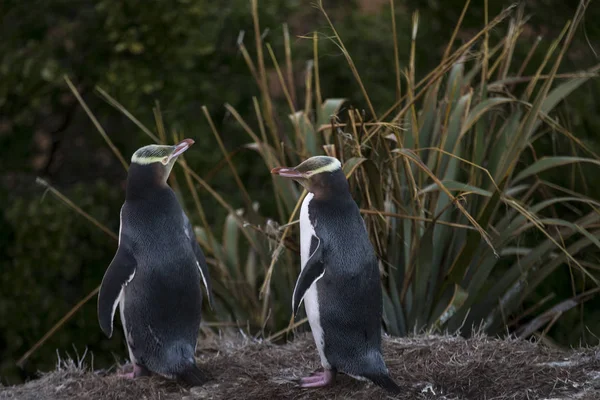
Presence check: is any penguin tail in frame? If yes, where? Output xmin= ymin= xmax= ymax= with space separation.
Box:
xmin=362 ymin=372 xmax=401 ymax=395
xmin=177 ymin=363 xmax=209 ymax=387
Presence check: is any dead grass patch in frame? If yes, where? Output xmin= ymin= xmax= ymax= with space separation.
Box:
xmin=3 ymin=333 xmax=600 ymax=400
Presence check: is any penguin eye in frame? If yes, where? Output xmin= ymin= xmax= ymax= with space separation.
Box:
xmin=161 ymin=156 xmax=169 ymax=165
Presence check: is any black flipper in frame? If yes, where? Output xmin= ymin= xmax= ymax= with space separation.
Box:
xmin=292 ymin=235 xmax=325 ymax=319
xmin=183 ymin=213 xmax=215 ymax=309
xmin=177 ymin=363 xmax=210 ymax=387
xmin=97 ymin=245 xmax=136 ymax=338
xmin=362 ymin=372 xmax=402 ymax=395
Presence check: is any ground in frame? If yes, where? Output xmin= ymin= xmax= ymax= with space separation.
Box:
xmin=2 ymin=332 xmax=600 ymax=400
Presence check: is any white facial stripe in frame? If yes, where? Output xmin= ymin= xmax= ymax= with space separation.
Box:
xmin=131 ymin=155 xmax=167 ymax=165
xmin=306 ymin=158 xmax=342 ymax=176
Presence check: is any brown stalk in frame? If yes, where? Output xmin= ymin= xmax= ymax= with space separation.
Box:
xmin=18 ymin=180 xmax=119 ymax=367
xmin=390 ymin=0 xmax=402 ymax=103
xmin=202 ymin=106 xmax=254 ymax=210
xmin=283 ymin=23 xmax=297 ymax=108
xmin=65 ymin=76 xmax=128 ymax=170
xmin=313 ymin=32 xmax=323 ymax=118
xmin=251 ymin=0 xmax=278 ymax=149
xmin=317 ymin=0 xmax=377 ymax=120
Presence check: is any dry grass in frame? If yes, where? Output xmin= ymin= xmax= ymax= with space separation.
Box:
xmin=3 ymin=333 xmax=600 ymax=400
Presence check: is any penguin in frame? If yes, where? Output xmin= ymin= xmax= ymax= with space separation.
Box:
xmin=271 ymin=156 xmax=401 ymax=394
xmin=97 ymin=138 xmax=215 ymax=386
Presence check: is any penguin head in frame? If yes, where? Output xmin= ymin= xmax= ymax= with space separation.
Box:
xmin=271 ymin=156 xmax=348 ymax=198
xmin=127 ymin=139 xmax=194 ymax=188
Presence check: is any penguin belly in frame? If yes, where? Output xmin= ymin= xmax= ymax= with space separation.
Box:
xmin=300 ymin=193 xmax=330 ymax=370
xmin=304 ymin=285 xmax=330 ymax=369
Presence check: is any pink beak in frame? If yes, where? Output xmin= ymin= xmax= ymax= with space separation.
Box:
xmin=271 ymin=166 xmax=305 ymax=179
xmin=170 ymin=138 xmax=195 ymax=160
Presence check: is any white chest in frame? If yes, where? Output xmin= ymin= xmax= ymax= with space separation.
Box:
xmin=298 ymin=193 xmax=329 ymax=368
xmin=299 ymin=193 xmax=316 ymax=269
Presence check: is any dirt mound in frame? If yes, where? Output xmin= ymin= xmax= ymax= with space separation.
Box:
xmin=2 ymin=333 xmax=600 ymax=400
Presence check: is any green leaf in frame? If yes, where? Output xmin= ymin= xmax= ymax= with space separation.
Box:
xmin=429 ymin=93 xmax=471 ymax=314
xmin=445 ymin=61 xmax=464 ymax=110
xmin=222 ymin=211 xmax=241 ymax=275
xmin=485 ymin=228 xmax=600 ymax=333
xmin=317 ymin=99 xmax=347 ymax=143
xmin=537 ymin=218 xmax=600 ymax=251
xmin=420 ymin=180 xmax=492 ymax=197
xmin=513 ymin=156 xmax=600 ymax=183
xmin=362 ymin=160 xmax=384 ymax=211
xmin=433 ymin=284 xmax=468 ymax=327
xmin=403 ymin=108 xmax=415 ymax=148
xmin=317 ymin=98 xmax=347 ymax=126
xmin=342 ymin=157 xmax=367 ymax=179
xmin=290 ymin=111 xmax=318 ymax=155
xmin=464 ymin=199 xmax=600 ymax=320
xmin=460 ymin=97 xmax=514 ymax=138
xmin=445 ymin=178 xmax=506 ymax=289
xmin=382 ymin=289 xmax=401 ymax=336
xmin=525 ymin=228 xmax=600 ymax=296
xmin=245 ymin=247 xmax=258 ymax=291
xmin=488 ymin=110 xmax=522 ymax=183
xmin=418 ymin=82 xmax=440 ymax=166
xmin=471 ymin=211 xmax=600 ymax=331
xmin=531 ymin=76 xmax=592 ymax=133
xmin=440 ymin=93 xmax=471 ymax=170
xmin=387 ymin=271 xmax=406 ymax=336
xmin=410 ymin=224 xmax=435 ymax=327
xmin=542 ymin=77 xmax=592 ymax=115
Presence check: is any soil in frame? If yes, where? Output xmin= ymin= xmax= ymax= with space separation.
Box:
xmin=2 ymin=332 xmax=600 ymax=400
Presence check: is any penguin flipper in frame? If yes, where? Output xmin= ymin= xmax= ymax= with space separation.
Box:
xmin=184 ymin=215 xmax=215 ymax=309
xmin=97 ymin=245 xmax=137 ymax=338
xmin=292 ymin=236 xmax=325 ymax=318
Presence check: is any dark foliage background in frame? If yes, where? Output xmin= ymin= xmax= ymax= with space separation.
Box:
xmin=1 ymin=0 xmax=599 ymax=385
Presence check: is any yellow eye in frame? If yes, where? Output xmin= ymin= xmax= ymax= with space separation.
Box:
xmin=161 ymin=157 xmax=169 ymax=165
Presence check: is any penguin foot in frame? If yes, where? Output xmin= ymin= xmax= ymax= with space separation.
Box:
xmin=299 ymin=369 xmax=336 ymax=388
xmin=120 ymin=371 xmax=136 ymax=379
xmin=119 ymin=363 xmax=150 ymax=379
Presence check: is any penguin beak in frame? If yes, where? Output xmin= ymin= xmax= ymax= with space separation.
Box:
xmin=169 ymin=138 xmax=195 ymax=162
xmin=270 ymin=166 xmax=306 ymax=179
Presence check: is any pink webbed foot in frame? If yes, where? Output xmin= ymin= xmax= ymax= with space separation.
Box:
xmin=119 ymin=363 xmax=150 ymax=379
xmin=299 ymin=369 xmax=336 ymax=388
xmin=119 ymin=370 xmax=136 ymax=379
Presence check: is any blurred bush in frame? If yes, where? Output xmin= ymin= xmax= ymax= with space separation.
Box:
xmin=0 ymin=182 xmax=123 ymax=383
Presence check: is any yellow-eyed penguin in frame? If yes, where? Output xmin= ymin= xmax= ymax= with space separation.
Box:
xmin=271 ymin=156 xmax=400 ymax=394
xmin=97 ymin=139 xmax=214 ymax=386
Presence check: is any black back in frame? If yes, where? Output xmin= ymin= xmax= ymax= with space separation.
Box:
xmin=309 ymin=182 xmax=386 ymax=377
xmin=120 ymin=170 xmax=203 ymax=376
